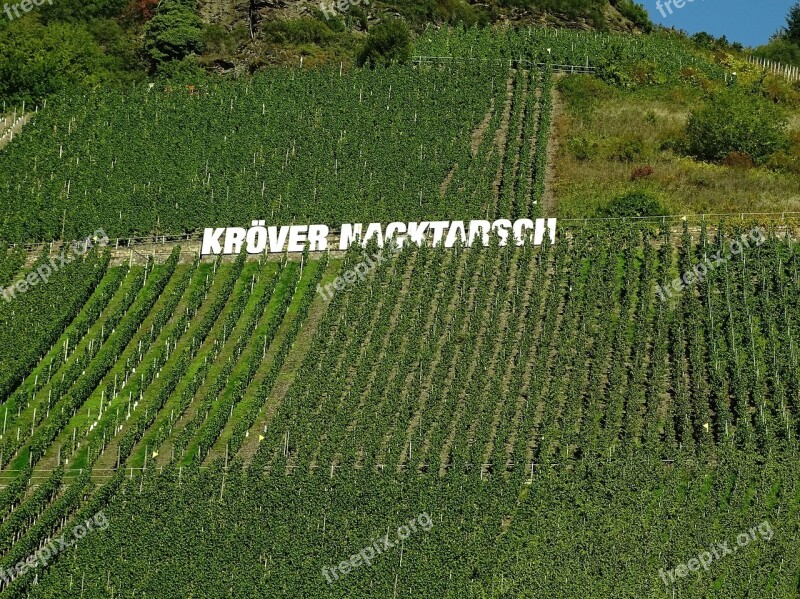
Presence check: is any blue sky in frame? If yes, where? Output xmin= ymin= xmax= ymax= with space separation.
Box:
xmin=643 ymin=0 xmax=795 ymax=48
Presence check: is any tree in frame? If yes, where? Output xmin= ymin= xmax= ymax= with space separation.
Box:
xmin=685 ymin=87 xmax=790 ymax=165
xmin=144 ymin=0 xmax=205 ymax=66
xmin=356 ymin=19 xmax=411 ymax=68
xmin=0 ymin=19 xmax=112 ymax=104
xmin=788 ymin=2 xmax=800 ymax=45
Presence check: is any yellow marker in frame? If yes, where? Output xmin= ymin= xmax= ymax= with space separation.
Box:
xmin=152 ymin=450 xmax=158 ymax=458
xmin=258 ymin=435 xmax=265 ymax=442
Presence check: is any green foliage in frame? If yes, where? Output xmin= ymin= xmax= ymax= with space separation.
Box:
xmin=433 ymin=0 xmax=487 ymax=27
xmin=685 ymin=87 xmax=791 ymax=165
xmin=611 ymin=135 xmax=645 ymax=162
xmin=0 ymin=247 xmax=109 ymax=403
xmin=37 ymin=0 xmax=128 ymax=23
xmin=203 ymin=23 xmax=248 ymax=57
xmin=0 ymin=63 xmax=499 ymax=243
xmin=3 ymin=224 xmax=800 ymax=597
xmin=87 ymin=18 xmax=148 ymax=73
xmin=765 ymin=149 xmax=800 ymax=175
xmin=0 ymin=19 xmax=115 ymax=104
xmin=610 ymin=0 xmax=652 ymax=32
xmin=348 ymin=4 xmax=369 ymax=29
xmin=788 ymin=1 xmax=800 ymax=45
xmin=498 ymin=0 xmax=604 ymax=18
xmin=262 ymin=17 xmax=337 ymax=46
xmin=416 ymin=27 xmax=726 ymax=86
xmin=356 ymin=19 xmax=411 ymax=67
xmin=754 ymin=35 xmax=800 ymax=68
xmin=557 ymin=74 xmax=616 ymax=114
xmin=568 ymin=135 xmax=598 ymax=161
xmin=154 ymin=54 xmax=207 ymax=79
xmin=598 ymin=190 xmax=666 ymax=217
xmin=144 ymin=0 xmax=205 ymax=66
xmin=690 ymin=31 xmax=744 ymax=53
xmin=384 ymin=0 xmax=489 ymax=27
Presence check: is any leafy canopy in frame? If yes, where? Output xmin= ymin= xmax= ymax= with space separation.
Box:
xmin=686 ymin=87 xmax=791 ymax=165
xmin=356 ymin=19 xmax=411 ymax=67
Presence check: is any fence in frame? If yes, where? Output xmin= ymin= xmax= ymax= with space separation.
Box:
xmin=412 ymin=55 xmax=596 ymax=74
xmin=747 ymin=56 xmax=800 ymax=83
xmin=8 ymin=211 xmax=800 ymax=258
xmin=557 ymin=211 xmax=800 ymax=225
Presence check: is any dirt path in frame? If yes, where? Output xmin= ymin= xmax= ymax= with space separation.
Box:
xmin=491 ymin=75 xmax=517 ymax=203
xmin=236 ymin=258 xmax=339 ymax=464
xmin=541 ymin=75 xmax=564 ymax=216
xmin=471 ymin=98 xmax=496 ymax=157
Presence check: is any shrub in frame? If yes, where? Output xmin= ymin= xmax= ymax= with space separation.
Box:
xmin=348 ymin=5 xmax=369 ymax=30
xmin=630 ymin=165 xmax=654 ymax=180
xmin=611 ymin=136 xmax=645 ymax=162
xmin=568 ymin=136 xmax=598 ymax=161
xmin=611 ymin=0 xmax=653 ymax=32
xmin=0 ymin=20 xmax=113 ymax=104
xmin=356 ymin=19 xmax=411 ymax=67
xmin=685 ymin=88 xmax=791 ymax=165
xmin=262 ymin=18 xmax=336 ymax=46
xmin=155 ymin=54 xmax=206 ymax=79
xmin=765 ymin=150 xmax=800 ymax=175
xmin=720 ymin=152 xmax=755 ymax=169
xmin=144 ymin=0 xmax=204 ymax=65
xmin=762 ymin=77 xmax=800 ymax=108
xmin=435 ymin=0 xmax=487 ymax=27
xmin=598 ymin=190 xmax=666 ymax=218
xmin=788 ymin=1 xmax=800 ymax=45
xmin=557 ymin=75 xmax=615 ymax=114
xmin=629 ymin=60 xmax=667 ymax=85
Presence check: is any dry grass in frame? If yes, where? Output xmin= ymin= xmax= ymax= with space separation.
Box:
xmin=551 ymin=79 xmax=800 ymax=218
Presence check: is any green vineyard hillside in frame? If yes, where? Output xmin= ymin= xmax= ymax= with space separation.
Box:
xmin=1 ymin=24 xmax=800 ymax=599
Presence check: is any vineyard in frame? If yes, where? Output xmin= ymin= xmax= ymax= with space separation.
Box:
xmin=414 ymin=26 xmax=727 ymax=83
xmin=0 ymin=25 xmax=735 ymax=245
xmin=1 ymin=23 xmax=799 ymax=599
xmin=0 ymin=219 xmax=798 ymax=596
xmin=0 ymin=62 xmax=550 ymax=244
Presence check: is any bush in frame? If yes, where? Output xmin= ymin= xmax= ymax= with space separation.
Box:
xmin=154 ymin=54 xmax=206 ymax=79
xmin=720 ymin=152 xmax=755 ymax=169
xmin=628 ymin=59 xmax=667 ymax=85
xmin=435 ymin=0 xmax=488 ymax=27
xmin=568 ymin=136 xmax=598 ymax=161
xmin=630 ymin=165 xmax=654 ymax=180
xmin=262 ymin=18 xmax=336 ymax=46
xmin=0 ymin=20 xmax=114 ymax=104
xmin=754 ymin=36 xmax=800 ymax=69
xmin=598 ymin=191 xmax=666 ymax=218
xmin=144 ymin=0 xmax=204 ymax=65
xmin=610 ymin=0 xmax=652 ymax=32
xmin=685 ymin=88 xmax=791 ymax=165
xmin=611 ymin=136 xmax=645 ymax=162
xmin=765 ymin=150 xmax=800 ymax=175
xmin=788 ymin=1 xmax=800 ymax=45
xmin=348 ymin=5 xmax=369 ymax=30
xmin=557 ymin=75 xmax=615 ymax=114
xmin=356 ymin=19 xmax=411 ymax=67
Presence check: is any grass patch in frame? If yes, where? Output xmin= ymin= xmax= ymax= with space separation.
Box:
xmin=552 ymin=76 xmax=800 ymax=217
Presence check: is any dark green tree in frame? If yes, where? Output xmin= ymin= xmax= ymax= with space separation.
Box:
xmin=0 ymin=19 xmax=112 ymax=104
xmin=144 ymin=0 xmax=205 ymax=66
xmin=356 ymin=19 xmax=411 ymax=68
xmin=788 ymin=1 xmax=800 ymax=45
